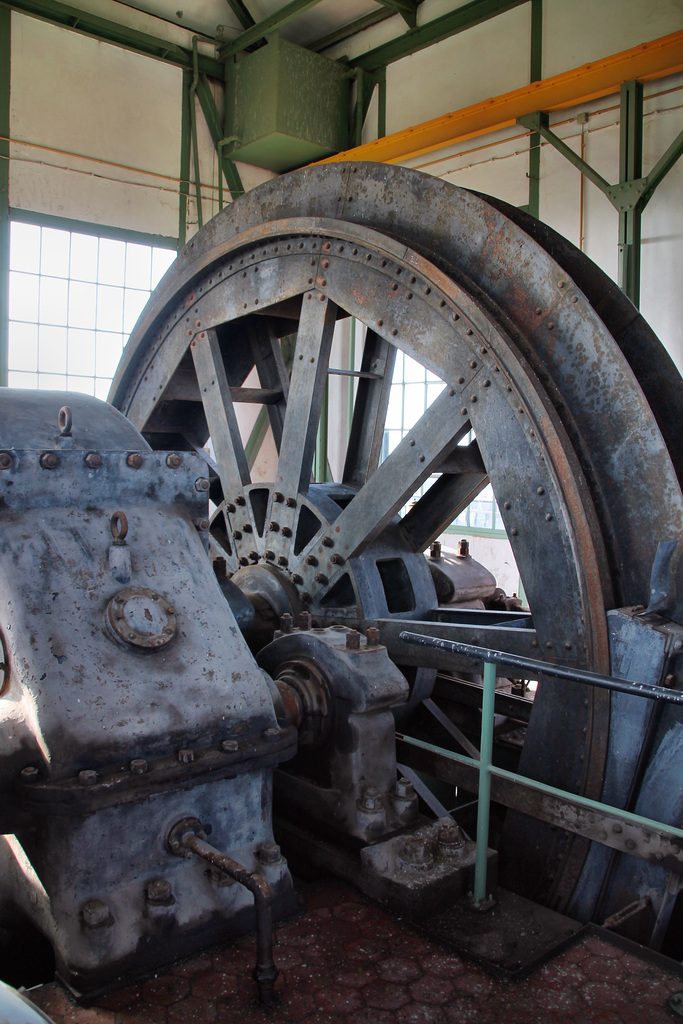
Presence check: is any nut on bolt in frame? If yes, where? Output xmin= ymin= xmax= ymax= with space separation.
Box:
xmin=166 ymin=453 xmax=182 ymax=469
xmin=20 ymin=766 xmax=39 ymax=784
xmin=146 ymin=878 xmax=174 ymax=906
xmin=359 ymin=786 xmax=383 ymax=812
xmin=258 ymin=843 xmax=282 ymax=865
xmin=0 ymin=452 xmax=12 ymax=470
xmin=82 ymin=899 xmax=111 ymax=928
xmin=395 ymin=776 xmax=414 ymax=799
xmin=78 ymin=769 xmax=98 ymax=786
xmin=366 ymin=627 xmax=380 ymax=648
xmin=40 ymin=451 xmax=59 ymax=470
xmin=84 ymin=451 xmax=102 ymax=469
xmin=221 ymin=739 xmax=239 ymax=753
xmin=177 ymin=748 xmax=194 ymax=764
xmin=127 ymin=452 xmax=143 ymax=469
xmin=346 ymin=629 xmax=361 ymax=651
xmin=130 ymin=758 xmax=148 ymax=775
xmin=195 ymin=477 xmax=210 ymax=492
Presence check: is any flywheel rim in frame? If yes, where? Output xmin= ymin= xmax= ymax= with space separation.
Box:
xmin=109 ymin=163 xmax=683 ymax=917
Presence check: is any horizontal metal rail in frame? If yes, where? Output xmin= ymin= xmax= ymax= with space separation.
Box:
xmin=399 ymin=630 xmax=683 ymax=704
xmin=399 ymin=630 xmax=683 ymax=904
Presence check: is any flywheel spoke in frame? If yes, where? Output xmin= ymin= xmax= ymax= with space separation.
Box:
xmin=191 ymin=327 xmax=250 ymax=500
xmin=275 ymin=294 xmax=337 ymax=498
xmin=331 ymin=386 xmax=464 ymax=559
xmin=342 ymin=329 xmax=396 ymax=488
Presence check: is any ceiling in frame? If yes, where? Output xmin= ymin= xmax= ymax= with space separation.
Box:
xmin=107 ymin=0 xmax=409 ymax=49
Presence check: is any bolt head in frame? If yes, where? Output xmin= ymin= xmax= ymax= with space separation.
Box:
xmin=0 ymin=452 xmax=12 ymax=469
xmin=40 ymin=452 xmax=58 ymax=469
xmin=78 ymin=769 xmax=98 ymax=786
xmin=395 ymin=776 xmax=414 ymax=799
xmin=177 ymin=748 xmax=194 ymax=764
xmin=221 ymin=739 xmax=239 ymax=753
xmin=263 ymin=726 xmax=280 ymax=741
xmin=82 ymin=899 xmax=110 ymax=928
xmin=360 ymin=786 xmax=383 ymax=811
xmin=166 ymin=453 xmax=182 ymax=468
xmin=195 ymin=477 xmax=210 ymax=492
xmin=346 ymin=630 xmax=361 ymax=650
xmin=20 ymin=766 xmax=39 ymax=784
xmin=127 ymin=453 xmax=143 ymax=469
xmin=259 ymin=842 xmax=282 ymax=865
xmin=130 ymin=758 xmax=148 ymax=775
xmin=146 ymin=878 xmax=173 ymax=905
xmin=85 ymin=452 xmax=102 ymax=469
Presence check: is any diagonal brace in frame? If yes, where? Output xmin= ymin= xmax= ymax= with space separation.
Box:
xmin=371 ymin=0 xmax=422 ymax=28
xmin=196 ymin=75 xmax=244 ymax=199
xmin=518 ymin=110 xmax=683 ymax=215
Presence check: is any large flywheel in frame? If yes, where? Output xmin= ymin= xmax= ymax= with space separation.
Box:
xmin=110 ymin=163 xmax=683 ymax=924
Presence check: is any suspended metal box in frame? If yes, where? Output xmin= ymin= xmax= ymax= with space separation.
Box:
xmin=226 ymin=37 xmax=349 ymax=172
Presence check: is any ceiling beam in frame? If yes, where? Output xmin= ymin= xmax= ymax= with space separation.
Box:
xmin=310 ymin=9 xmax=394 ymax=52
xmin=351 ymin=0 xmax=529 ymax=72
xmin=1 ymin=0 xmax=224 ymax=77
xmin=218 ymin=0 xmax=327 ymax=59
xmin=371 ymin=0 xmax=421 ymax=29
xmin=317 ymin=30 xmax=683 ymax=165
xmin=223 ymin=0 xmax=255 ymax=31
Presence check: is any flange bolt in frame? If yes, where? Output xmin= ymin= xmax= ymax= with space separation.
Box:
xmin=280 ymin=613 xmax=293 ymax=633
xmin=82 ymin=899 xmax=111 ymax=928
xmin=130 ymin=759 xmax=148 ymax=775
xmin=166 ymin=453 xmax=181 ymax=468
xmin=78 ymin=769 xmax=98 ymax=786
xmin=458 ymin=538 xmax=470 ymax=557
xmin=40 ymin=452 xmax=59 ymax=470
xmin=221 ymin=739 xmax=239 ymax=753
xmin=395 ymin=777 xmax=414 ymax=799
xmin=195 ymin=477 xmax=210 ymax=492
xmin=258 ymin=843 xmax=282 ymax=865
xmin=430 ymin=541 xmax=441 ymax=559
xmin=360 ymin=786 xmax=383 ymax=812
xmin=366 ymin=627 xmax=380 ymax=648
xmin=437 ymin=820 xmax=466 ymax=854
xmin=346 ymin=630 xmax=361 ymax=651
xmin=146 ymin=878 xmax=174 ymax=906
xmin=84 ymin=452 xmax=102 ymax=469
xmin=20 ymin=766 xmax=39 ymax=784
xmin=299 ymin=611 xmax=312 ymax=630
xmin=127 ymin=452 xmax=143 ymax=469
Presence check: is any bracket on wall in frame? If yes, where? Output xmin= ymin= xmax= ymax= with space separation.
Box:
xmin=518 ymin=87 xmax=683 ymax=306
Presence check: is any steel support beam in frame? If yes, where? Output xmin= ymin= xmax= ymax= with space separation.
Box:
xmin=218 ymin=0 xmax=326 ymax=59
xmin=318 ymin=31 xmax=683 ymax=165
xmin=178 ymin=69 xmax=191 ymax=250
xmin=1 ymin=0 xmax=224 ymax=77
xmin=525 ymin=0 xmax=542 ymax=219
xmin=0 ymin=5 xmax=9 ymax=388
xmin=371 ymin=0 xmax=421 ymax=29
xmin=618 ymin=80 xmax=643 ymax=305
xmin=310 ymin=9 xmax=394 ymax=53
xmin=224 ymin=0 xmax=255 ymax=31
xmin=195 ymin=74 xmax=244 ymax=200
xmin=519 ymin=81 xmax=683 ymax=307
xmin=352 ymin=0 xmax=528 ymax=72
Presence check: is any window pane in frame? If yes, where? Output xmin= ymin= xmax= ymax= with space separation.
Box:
xmin=8 ymin=321 xmax=39 ymax=372
xmin=10 ymin=222 xmax=41 ymax=273
xmin=402 ymin=383 xmax=425 ymax=429
xmin=151 ymin=247 xmax=175 ymax=288
xmin=94 ymin=377 xmax=112 ymax=400
xmin=9 ymin=272 xmax=39 ymax=321
xmin=40 ymin=228 xmax=70 ymax=278
xmin=38 ymin=326 xmax=68 ymax=374
xmin=125 ymin=243 xmax=152 ymax=290
xmin=123 ymin=289 xmax=149 ymax=334
xmin=385 ymin=385 xmax=404 ymax=430
xmin=67 ymin=329 xmax=96 ymax=376
xmin=98 ymin=238 xmax=126 ymax=286
xmin=67 ymin=376 xmax=96 ymax=396
xmin=96 ymin=285 xmax=124 ymax=332
xmin=70 ymin=233 xmax=99 ymax=283
xmin=95 ymin=332 xmax=124 ymax=379
xmin=8 ymin=370 xmax=39 ymax=389
xmin=38 ymin=372 xmax=67 ymax=390
xmin=39 ymin=276 xmax=69 ymax=326
xmin=68 ymin=281 xmax=97 ymax=329
xmin=403 ymin=354 xmax=425 ymax=384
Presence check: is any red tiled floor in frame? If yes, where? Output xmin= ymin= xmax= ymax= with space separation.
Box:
xmin=27 ymin=878 xmax=683 ymax=1024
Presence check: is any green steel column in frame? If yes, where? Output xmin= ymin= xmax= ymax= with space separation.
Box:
xmin=0 ymin=7 xmax=10 ymax=386
xmin=527 ymin=0 xmax=542 ymax=219
xmin=473 ymin=660 xmax=496 ymax=903
xmin=618 ymin=80 xmax=644 ymax=306
xmin=178 ymin=69 xmax=192 ymax=251
xmin=377 ymin=67 xmax=386 ymax=139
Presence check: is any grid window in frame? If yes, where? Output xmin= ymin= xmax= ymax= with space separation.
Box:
xmin=382 ymin=351 xmax=503 ymax=534
xmin=8 ymin=222 xmax=175 ymax=399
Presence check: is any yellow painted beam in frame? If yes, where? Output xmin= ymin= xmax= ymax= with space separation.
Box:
xmin=317 ymin=30 xmax=683 ymax=166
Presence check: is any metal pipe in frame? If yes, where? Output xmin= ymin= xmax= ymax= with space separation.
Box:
xmin=399 ymin=631 xmax=683 ymax=704
xmin=180 ymin=831 xmax=279 ymax=1003
xmin=473 ymin=660 xmax=496 ymax=904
